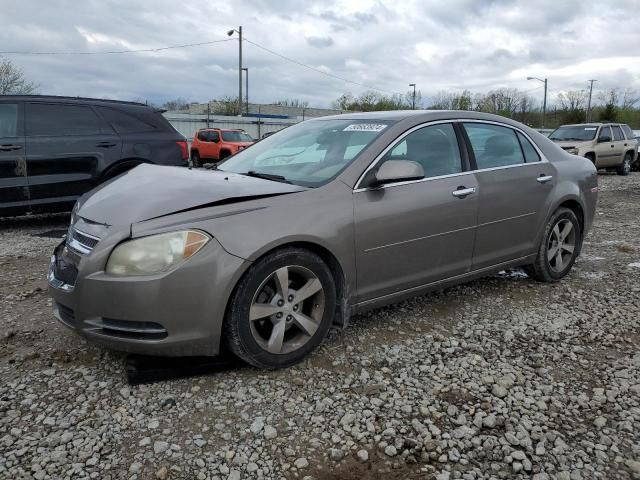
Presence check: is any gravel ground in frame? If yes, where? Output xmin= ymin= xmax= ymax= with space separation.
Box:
xmin=1 ymin=173 xmax=639 ymax=480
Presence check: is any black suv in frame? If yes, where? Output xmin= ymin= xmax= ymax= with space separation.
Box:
xmin=0 ymin=96 xmax=188 ymax=216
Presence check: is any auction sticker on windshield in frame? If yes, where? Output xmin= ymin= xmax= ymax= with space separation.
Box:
xmin=343 ymin=124 xmax=388 ymax=132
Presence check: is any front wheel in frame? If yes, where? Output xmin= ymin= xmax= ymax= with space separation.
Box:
xmin=617 ymin=152 xmax=632 ymax=176
xmin=223 ymin=248 xmax=336 ymax=369
xmin=191 ymin=151 xmax=201 ymax=168
xmin=524 ymin=207 xmax=581 ymax=282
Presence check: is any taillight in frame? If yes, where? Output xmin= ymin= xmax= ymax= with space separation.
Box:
xmin=176 ymin=141 xmax=188 ymax=161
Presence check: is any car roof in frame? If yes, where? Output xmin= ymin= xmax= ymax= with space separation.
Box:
xmin=0 ymin=94 xmax=149 ymax=107
xmin=308 ymin=110 xmax=543 ymax=131
xmin=559 ymin=122 xmax=626 ymax=127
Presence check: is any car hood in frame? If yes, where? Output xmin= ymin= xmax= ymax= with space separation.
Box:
xmin=77 ymin=164 xmax=306 ymax=227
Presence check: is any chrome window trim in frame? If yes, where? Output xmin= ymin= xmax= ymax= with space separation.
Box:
xmin=353 ymin=118 xmax=549 ymax=193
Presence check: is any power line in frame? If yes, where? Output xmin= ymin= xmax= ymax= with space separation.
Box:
xmin=243 ymin=37 xmax=399 ymax=95
xmin=0 ymin=38 xmax=234 ymax=55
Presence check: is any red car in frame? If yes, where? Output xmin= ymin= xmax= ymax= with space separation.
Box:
xmin=190 ymin=128 xmax=254 ymax=166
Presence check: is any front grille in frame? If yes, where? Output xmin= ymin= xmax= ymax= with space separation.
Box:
xmin=72 ymin=230 xmax=99 ymax=249
xmin=66 ymin=226 xmax=100 ymax=255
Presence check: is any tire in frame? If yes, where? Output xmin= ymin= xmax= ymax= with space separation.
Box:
xmin=219 ymin=150 xmax=231 ymax=160
xmin=191 ymin=151 xmax=201 ymax=168
xmin=524 ymin=207 xmax=582 ymax=282
xmin=584 ymin=153 xmax=595 ymax=166
xmin=223 ymin=248 xmax=336 ymax=369
xmin=617 ymin=152 xmax=632 ymax=176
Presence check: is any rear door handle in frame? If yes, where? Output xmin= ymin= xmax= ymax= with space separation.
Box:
xmin=0 ymin=144 xmax=23 ymax=151
xmin=537 ymin=175 xmax=553 ymax=184
xmin=451 ymin=186 xmax=476 ymax=198
xmin=96 ymin=142 xmax=117 ymax=148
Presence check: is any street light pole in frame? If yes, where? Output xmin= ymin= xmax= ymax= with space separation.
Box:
xmin=242 ymin=67 xmax=249 ymax=115
xmin=227 ymin=26 xmax=243 ymax=116
xmin=527 ymin=76 xmax=548 ymax=128
xmin=409 ymin=83 xmax=416 ymax=110
xmin=586 ymin=79 xmax=597 ymax=122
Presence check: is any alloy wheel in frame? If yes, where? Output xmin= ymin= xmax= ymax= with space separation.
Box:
xmin=623 ymin=156 xmax=631 ymax=174
xmin=249 ymin=265 xmax=325 ymax=355
xmin=547 ymin=219 xmax=576 ymax=273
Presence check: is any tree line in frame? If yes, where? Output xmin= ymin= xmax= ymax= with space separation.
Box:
xmin=2 ymin=57 xmax=639 ymax=128
xmin=332 ymin=87 xmax=640 ymax=129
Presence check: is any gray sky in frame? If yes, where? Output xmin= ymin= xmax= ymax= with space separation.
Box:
xmin=2 ymin=0 xmax=639 ymax=108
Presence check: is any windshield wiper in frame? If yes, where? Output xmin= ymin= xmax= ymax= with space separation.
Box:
xmin=244 ymin=171 xmax=291 ymax=183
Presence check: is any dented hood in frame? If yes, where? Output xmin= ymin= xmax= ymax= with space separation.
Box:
xmin=77 ymin=164 xmax=306 ymax=226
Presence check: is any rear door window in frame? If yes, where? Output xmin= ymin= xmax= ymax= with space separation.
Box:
xmin=463 ymin=123 xmax=525 ymax=169
xmin=26 ymin=103 xmax=113 ymax=136
xmin=611 ymin=126 xmax=624 ymax=141
xmin=516 ymin=131 xmax=541 ymax=162
xmin=209 ymin=131 xmax=220 ymax=142
xmin=0 ymin=104 xmax=18 ymax=137
xmin=598 ymin=126 xmax=612 ymax=141
xmin=95 ymin=106 xmax=156 ymax=133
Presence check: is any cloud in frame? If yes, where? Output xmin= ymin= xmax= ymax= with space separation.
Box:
xmin=0 ymin=0 xmax=638 ymax=108
xmin=306 ymin=36 xmax=334 ymax=48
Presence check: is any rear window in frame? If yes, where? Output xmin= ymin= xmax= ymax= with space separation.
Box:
xmin=221 ymin=131 xmax=253 ymax=142
xmin=95 ymin=106 xmax=157 ymax=134
xmin=0 ymin=104 xmax=18 ymax=137
xmin=621 ymin=125 xmax=634 ymax=139
xmin=26 ymin=103 xmax=113 ymax=136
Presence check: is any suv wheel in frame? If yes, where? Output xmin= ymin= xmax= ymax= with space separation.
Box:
xmin=524 ymin=207 xmax=581 ymax=282
xmin=617 ymin=152 xmax=632 ymax=176
xmin=223 ymin=248 xmax=336 ymax=369
xmin=191 ymin=151 xmax=201 ymax=168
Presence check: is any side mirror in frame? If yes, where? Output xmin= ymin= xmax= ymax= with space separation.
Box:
xmin=373 ymin=160 xmax=424 ymax=186
xmin=598 ymin=135 xmax=611 ymax=143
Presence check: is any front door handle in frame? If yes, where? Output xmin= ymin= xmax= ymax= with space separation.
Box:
xmin=96 ymin=142 xmax=117 ymax=148
xmin=537 ymin=175 xmax=553 ymax=184
xmin=451 ymin=186 xmax=476 ymax=198
xmin=0 ymin=144 xmax=23 ymax=151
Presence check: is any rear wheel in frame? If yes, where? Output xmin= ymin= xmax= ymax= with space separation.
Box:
xmin=524 ymin=207 xmax=581 ymax=282
xmin=191 ymin=151 xmax=201 ymax=168
xmin=617 ymin=152 xmax=632 ymax=176
xmin=223 ymin=248 xmax=336 ymax=369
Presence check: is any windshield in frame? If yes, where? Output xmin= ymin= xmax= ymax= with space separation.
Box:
xmin=549 ymin=126 xmax=597 ymax=141
xmin=217 ymin=119 xmax=393 ymax=187
xmin=222 ymin=131 xmax=253 ymax=142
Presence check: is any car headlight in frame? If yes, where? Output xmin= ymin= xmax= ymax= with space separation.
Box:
xmin=106 ymin=230 xmax=210 ymax=276
xmin=567 ymin=148 xmax=578 ymax=155
xmin=70 ymin=201 xmax=80 ymax=225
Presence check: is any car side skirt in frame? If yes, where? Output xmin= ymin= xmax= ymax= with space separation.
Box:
xmin=352 ymin=254 xmax=536 ymax=314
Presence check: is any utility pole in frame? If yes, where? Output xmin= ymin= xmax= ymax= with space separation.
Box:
xmin=527 ymin=76 xmax=548 ymax=128
xmin=542 ymin=78 xmax=547 ymax=129
xmin=586 ymin=79 xmax=597 ymax=122
xmin=227 ymin=26 xmax=243 ymax=116
xmin=242 ymin=67 xmax=249 ymax=115
xmin=409 ymin=83 xmax=416 ymax=110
